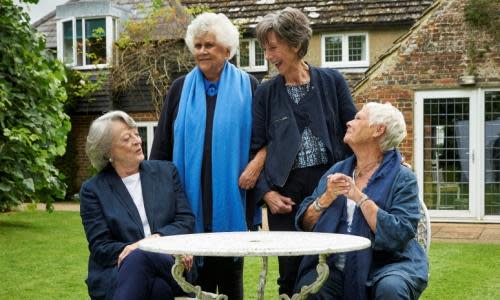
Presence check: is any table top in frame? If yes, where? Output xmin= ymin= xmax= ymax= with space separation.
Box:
xmin=139 ymin=231 xmax=371 ymax=257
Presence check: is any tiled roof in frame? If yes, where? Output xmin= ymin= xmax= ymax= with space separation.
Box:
xmin=181 ymin=0 xmax=435 ymax=29
xmin=35 ymin=0 xmax=435 ymax=47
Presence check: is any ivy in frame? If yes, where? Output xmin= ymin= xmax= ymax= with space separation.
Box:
xmin=0 ymin=0 xmax=71 ymax=211
xmin=464 ymin=0 xmax=499 ymax=41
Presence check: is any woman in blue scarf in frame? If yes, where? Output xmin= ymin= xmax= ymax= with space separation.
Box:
xmin=294 ymin=102 xmax=428 ymax=300
xmin=149 ymin=12 xmax=259 ymax=300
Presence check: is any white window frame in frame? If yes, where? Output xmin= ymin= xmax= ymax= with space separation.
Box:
xmin=237 ymin=39 xmax=268 ymax=72
xmin=57 ymin=16 xmax=115 ymax=70
xmin=415 ymin=88 xmax=500 ymax=223
xmin=136 ymin=121 xmax=157 ymax=159
xmin=321 ymin=32 xmax=369 ymax=70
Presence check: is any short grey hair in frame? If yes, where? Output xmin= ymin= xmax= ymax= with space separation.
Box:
xmin=363 ymin=102 xmax=407 ymax=152
xmin=85 ymin=110 xmax=137 ymax=171
xmin=184 ymin=12 xmax=239 ymax=59
xmin=255 ymin=7 xmax=312 ymax=59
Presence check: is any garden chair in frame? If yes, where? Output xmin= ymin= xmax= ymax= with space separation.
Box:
xmin=417 ymin=198 xmax=431 ymax=254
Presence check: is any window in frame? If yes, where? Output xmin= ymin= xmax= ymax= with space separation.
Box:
xmin=237 ymin=39 xmax=267 ymax=72
xmin=321 ymin=33 xmax=369 ymax=69
xmin=57 ymin=16 xmax=115 ymax=68
xmin=136 ymin=122 xmax=157 ymax=160
xmin=415 ymin=89 xmax=500 ymax=221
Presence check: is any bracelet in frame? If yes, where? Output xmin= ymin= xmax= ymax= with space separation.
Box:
xmin=357 ymin=193 xmax=370 ymax=208
xmin=312 ymin=198 xmax=326 ymax=212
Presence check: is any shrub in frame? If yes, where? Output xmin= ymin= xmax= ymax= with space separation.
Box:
xmin=0 ymin=0 xmax=70 ymax=211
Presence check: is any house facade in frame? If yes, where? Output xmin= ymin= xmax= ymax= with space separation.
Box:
xmin=353 ymin=0 xmax=500 ymax=222
xmin=34 ymin=0 xmax=433 ymax=195
xmin=33 ymin=0 xmax=500 ymax=223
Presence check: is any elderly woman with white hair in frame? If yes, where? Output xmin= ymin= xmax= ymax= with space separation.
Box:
xmin=150 ymin=12 xmax=259 ymax=299
xmin=80 ymin=111 xmax=195 ymax=300
xmin=294 ymin=102 xmax=428 ymax=300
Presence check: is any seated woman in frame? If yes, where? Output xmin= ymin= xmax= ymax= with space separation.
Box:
xmin=80 ymin=111 xmax=195 ymax=300
xmin=295 ymin=102 xmax=428 ymax=300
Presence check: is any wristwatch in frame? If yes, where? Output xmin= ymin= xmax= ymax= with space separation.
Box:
xmin=312 ymin=198 xmax=326 ymax=212
xmin=357 ymin=193 xmax=369 ymax=208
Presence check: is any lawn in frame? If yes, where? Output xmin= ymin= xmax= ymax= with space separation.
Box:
xmin=1 ymin=211 xmax=499 ymax=299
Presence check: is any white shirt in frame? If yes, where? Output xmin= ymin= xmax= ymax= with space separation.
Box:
xmin=122 ymin=173 xmax=152 ymax=237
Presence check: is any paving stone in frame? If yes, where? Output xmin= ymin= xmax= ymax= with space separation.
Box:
xmin=479 ymin=229 xmax=500 ymax=242
xmin=433 ymin=230 xmax=481 ymax=240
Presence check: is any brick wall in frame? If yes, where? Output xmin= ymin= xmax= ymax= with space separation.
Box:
xmin=353 ymin=0 xmax=500 ymax=165
xmin=71 ymin=111 xmax=158 ymax=190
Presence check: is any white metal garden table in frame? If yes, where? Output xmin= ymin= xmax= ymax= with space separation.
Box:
xmin=139 ymin=231 xmax=370 ymax=300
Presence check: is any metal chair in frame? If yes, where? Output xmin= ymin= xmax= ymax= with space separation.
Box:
xmin=417 ymin=198 xmax=431 ymax=254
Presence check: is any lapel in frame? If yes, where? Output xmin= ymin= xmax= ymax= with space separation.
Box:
xmin=139 ymin=162 xmax=157 ymax=233
xmin=104 ymin=164 xmax=144 ymax=236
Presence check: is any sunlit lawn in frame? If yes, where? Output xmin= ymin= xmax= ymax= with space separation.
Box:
xmin=1 ymin=211 xmax=499 ymax=299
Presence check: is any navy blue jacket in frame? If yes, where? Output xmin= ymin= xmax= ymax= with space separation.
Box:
xmin=251 ymin=66 xmax=357 ymax=201
xmin=80 ymin=160 xmax=195 ymax=300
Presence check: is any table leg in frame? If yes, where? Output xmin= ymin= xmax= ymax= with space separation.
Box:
xmin=279 ymin=254 xmax=330 ymax=300
xmin=171 ymin=255 xmax=228 ymax=300
xmin=257 ymin=256 xmax=268 ymax=300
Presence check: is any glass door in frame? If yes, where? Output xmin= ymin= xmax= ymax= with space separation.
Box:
xmin=484 ymin=90 xmax=500 ymax=218
xmin=416 ymin=89 xmax=500 ymax=221
xmin=416 ymin=91 xmax=472 ymax=219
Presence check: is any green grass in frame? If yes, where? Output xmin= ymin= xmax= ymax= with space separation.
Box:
xmin=1 ymin=211 xmax=500 ymax=299
xmin=420 ymin=242 xmax=500 ymax=300
xmin=0 ymin=211 xmax=88 ymax=300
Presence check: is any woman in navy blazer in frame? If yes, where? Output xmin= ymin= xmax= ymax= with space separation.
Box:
xmin=80 ymin=111 xmax=195 ymax=300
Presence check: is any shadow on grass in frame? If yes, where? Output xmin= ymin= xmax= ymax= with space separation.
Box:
xmin=0 ymin=220 xmax=35 ymax=229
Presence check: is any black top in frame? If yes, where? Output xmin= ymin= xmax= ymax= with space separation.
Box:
xmin=201 ymin=93 xmax=216 ymax=230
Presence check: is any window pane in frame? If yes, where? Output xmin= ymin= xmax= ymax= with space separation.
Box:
xmin=423 ymin=98 xmax=469 ymax=210
xmin=485 ymin=91 xmax=500 ymax=215
xmin=325 ymin=36 xmax=342 ymax=62
xmin=239 ymin=41 xmax=249 ymax=67
xmin=348 ymin=35 xmax=366 ymax=61
xmin=254 ymin=41 xmax=265 ymax=66
xmin=138 ymin=127 xmax=148 ymax=160
xmin=62 ymin=21 xmax=73 ymax=64
xmin=85 ymin=18 xmax=107 ymax=65
xmin=76 ymin=19 xmax=83 ymax=66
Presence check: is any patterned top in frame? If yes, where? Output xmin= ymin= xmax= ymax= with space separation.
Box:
xmin=286 ymin=83 xmax=329 ymax=169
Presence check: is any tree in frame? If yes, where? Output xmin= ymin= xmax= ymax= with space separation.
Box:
xmin=0 ymin=0 xmax=70 ymax=211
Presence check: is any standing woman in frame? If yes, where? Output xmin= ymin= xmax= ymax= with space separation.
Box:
xmin=150 ymin=12 xmax=258 ymax=299
xmin=251 ymin=7 xmax=357 ymax=296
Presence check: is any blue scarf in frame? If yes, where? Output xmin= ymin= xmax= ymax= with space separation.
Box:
xmin=173 ymin=61 xmax=252 ymax=233
xmin=297 ymin=150 xmax=402 ymax=300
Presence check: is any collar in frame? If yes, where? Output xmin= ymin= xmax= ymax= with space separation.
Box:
xmin=203 ymin=78 xmax=220 ymax=97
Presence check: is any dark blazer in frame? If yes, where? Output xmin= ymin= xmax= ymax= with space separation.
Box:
xmin=80 ymin=160 xmax=195 ymax=300
xmin=251 ymin=66 xmax=357 ymax=202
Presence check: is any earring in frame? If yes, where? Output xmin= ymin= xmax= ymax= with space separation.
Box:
xmin=109 ymin=157 xmax=113 ymax=163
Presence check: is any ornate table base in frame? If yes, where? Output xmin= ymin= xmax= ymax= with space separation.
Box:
xmin=171 ymin=254 xmax=330 ymax=300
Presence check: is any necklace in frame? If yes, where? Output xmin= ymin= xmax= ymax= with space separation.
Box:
xmin=354 ymin=160 xmax=381 ymax=179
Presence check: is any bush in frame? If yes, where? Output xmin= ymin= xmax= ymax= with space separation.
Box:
xmin=0 ymin=0 xmax=70 ymax=211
